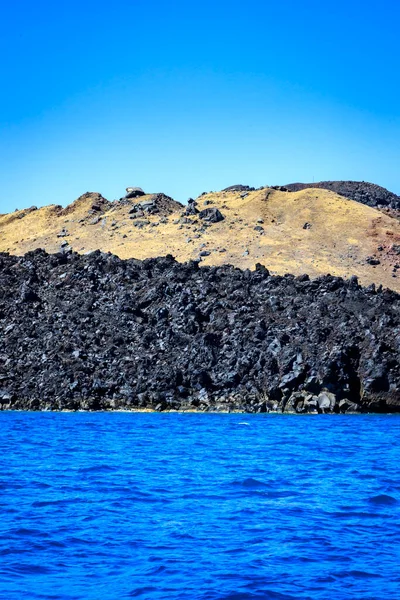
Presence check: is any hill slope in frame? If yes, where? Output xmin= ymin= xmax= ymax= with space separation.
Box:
xmin=284 ymin=180 xmax=400 ymax=210
xmin=0 ymin=186 xmax=400 ymax=291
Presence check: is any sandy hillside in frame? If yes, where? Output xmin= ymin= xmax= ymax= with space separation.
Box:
xmin=1 ymin=186 xmax=400 ymax=291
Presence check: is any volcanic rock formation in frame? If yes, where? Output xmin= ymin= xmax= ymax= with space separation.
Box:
xmin=0 ymin=249 xmax=399 ymax=413
xmin=284 ymin=181 xmax=400 ymax=210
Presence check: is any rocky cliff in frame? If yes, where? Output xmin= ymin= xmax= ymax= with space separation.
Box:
xmin=0 ymin=249 xmax=399 ymax=413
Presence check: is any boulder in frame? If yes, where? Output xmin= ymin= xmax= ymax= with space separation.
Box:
xmin=199 ymin=208 xmax=224 ymax=223
xmin=317 ymin=391 xmax=336 ymax=413
xmin=185 ymin=198 xmax=199 ymax=216
xmin=339 ymin=399 xmax=360 ymax=413
xmin=125 ymin=187 xmax=145 ymax=199
xmin=366 ymin=256 xmax=381 ymax=266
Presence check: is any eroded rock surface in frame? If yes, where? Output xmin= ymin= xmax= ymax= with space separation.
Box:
xmin=0 ymin=249 xmax=399 ymax=412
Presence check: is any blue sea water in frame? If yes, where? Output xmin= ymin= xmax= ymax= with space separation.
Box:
xmin=0 ymin=414 xmax=400 ymax=600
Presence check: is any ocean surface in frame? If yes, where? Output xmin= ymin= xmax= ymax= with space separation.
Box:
xmin=1 ymin=413 xmax=400 ymax=600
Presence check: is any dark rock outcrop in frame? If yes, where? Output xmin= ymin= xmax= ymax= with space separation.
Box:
xmin=284 ymin=181 xmax=400 ymax=210
xmin=185 ymin=198 xmax=199 ymax=216
xmin=125 ymin=187 xmax=145 ymax=199
xmin=270 ymin=186 xmax=289 ymax=192
xmin=199 ymin=208 xmax=225 ymax=223
xmin=149 ymin=193 xmax=183 ymax=214
xmin=0 ymin=249 xmax=399 ymax=413
xmin=127 ymin=193 xmax=182 ymax=217
xmin=222 ymin=185 xmax=255 ymax=193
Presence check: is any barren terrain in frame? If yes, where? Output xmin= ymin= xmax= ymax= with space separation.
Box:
xmin=1 ymin=185 xmax=400 ymax=291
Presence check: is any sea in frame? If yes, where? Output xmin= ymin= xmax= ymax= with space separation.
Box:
xmin=0 ymin=412 xmax=399 ymax=600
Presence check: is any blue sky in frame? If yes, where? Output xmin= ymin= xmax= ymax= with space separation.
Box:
xmin=0 ymin=0 xmax=399 ymax=211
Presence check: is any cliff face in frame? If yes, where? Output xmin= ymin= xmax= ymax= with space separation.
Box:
xmin=0 ymin=184 xmax=400 ymax=291
xmin=0 ymin=250 xmax=399 ymax=413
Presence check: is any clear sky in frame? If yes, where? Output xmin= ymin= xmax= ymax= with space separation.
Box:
xmin=1 ymin=0 xmax=399 ymax=211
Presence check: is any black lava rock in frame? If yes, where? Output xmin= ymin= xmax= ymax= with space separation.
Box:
xmin=199 ymin=208 xmax=225 ymax=223
xmin=222 ymin=185 xmax=255 ymax=192
xmin=283 ymin=181 xmax=400 ymax=211
xmin=366 ymin=257 xmax=381 ymax=266
xmin=125 ymin=187 xmax=145 ymax=199
xmin=0 ymin=249 xmax=399 ymax=413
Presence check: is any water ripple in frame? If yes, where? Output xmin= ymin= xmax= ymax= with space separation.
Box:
xmin=0 ymin=413 xmax=400 ymax=599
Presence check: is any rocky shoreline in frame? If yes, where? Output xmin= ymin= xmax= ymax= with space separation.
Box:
xmin=0 ymin=249 xmax=399 ymax=413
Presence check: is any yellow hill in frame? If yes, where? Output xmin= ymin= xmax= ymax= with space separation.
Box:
xmin=1 ymin=187 xmax=400 ymax=291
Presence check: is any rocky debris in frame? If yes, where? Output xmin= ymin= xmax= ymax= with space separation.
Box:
xmin=366 ymin=256 xmax=381 ymax=266
xmin=60 ymin=244 xmax=72 ymax=255
xmin=149 ymin=193 xmax=183 ymax=215
xmin=281 ymin=389 xmax=338 ymax=414
xmin=15 ymin=206 xmax=38 ymax=220
xmin=222 ymin=185 xmax=256 ymax=193
xmin=284 ymin=181 xmax=400 ymax=211
xmin=185 ymin=198 xmax=199 ymax=216
xmin=136 ymin=200 xmax=155 ymax=212
xmin=125 ymin=187 xmax=145 ymax=199
xmin=0 ymin=249 xmax=399 ymax=413
xmin=198 ymin=208 xmax=224 ymax=223
xmin=128 ymin=193 xmax=183 ymax=217
xmin=255 ymin=263 xmax=270 ymax=274
xmin=57 ymin=229 xmax=68 ymax=238
xmin=61 ymin=192 xmax=111 ymax=217
xmin=132 ymin=220 xmax=150 ymax=228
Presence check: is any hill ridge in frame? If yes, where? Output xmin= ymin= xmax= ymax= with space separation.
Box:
xmin=283 ymin=180 xmax=400 ymax=210
xmin=0 ymin=182 xmax=399 ymax=291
